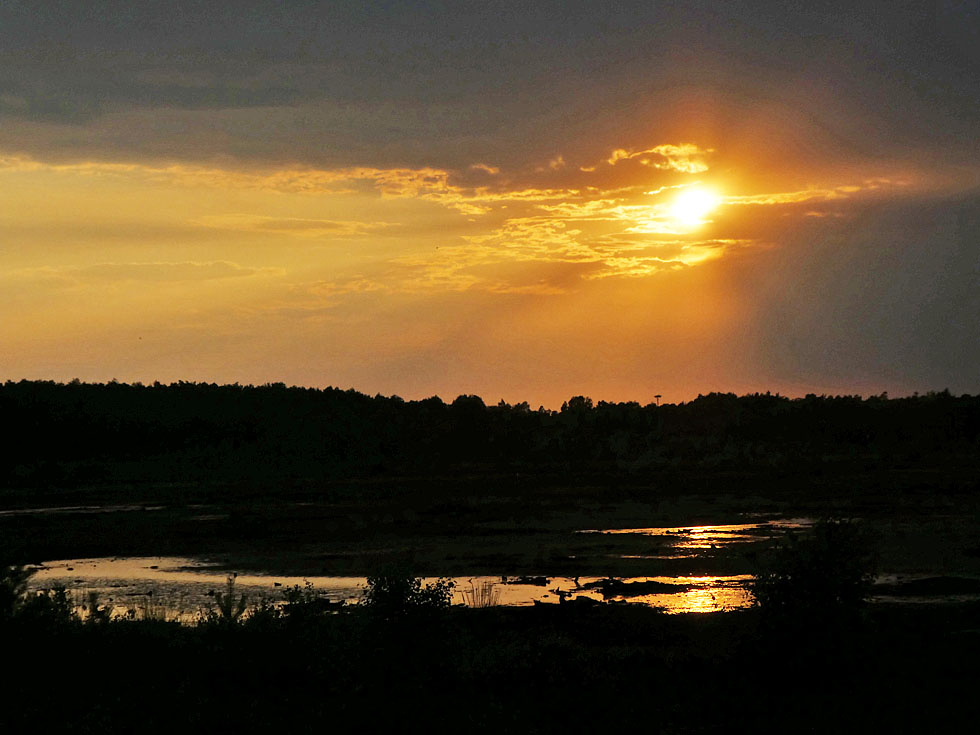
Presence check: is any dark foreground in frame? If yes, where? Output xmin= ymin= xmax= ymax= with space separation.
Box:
xmin=2 ymin=597 xmax=979 ymax=734
xmin=2 ymin=382 xmax=978 ymax=732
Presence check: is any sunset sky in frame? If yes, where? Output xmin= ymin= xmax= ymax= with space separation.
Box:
xmin=2 ymin=1 xmax=978 ymax=406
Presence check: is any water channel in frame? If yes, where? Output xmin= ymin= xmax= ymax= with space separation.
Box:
xmin=24 ymin=516 xmax=979 ymax=620
xmin=25 ymin=518 xmax=814 ymax=618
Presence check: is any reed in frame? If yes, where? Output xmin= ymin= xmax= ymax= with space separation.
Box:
xmin=460 ymin=579 xmax=500 ymax=608
xmin=138 ymin=591 xmax=172 ymax=622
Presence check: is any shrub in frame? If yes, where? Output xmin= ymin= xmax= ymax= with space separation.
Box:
xmin=361 ymin=573 xmax=455 ymax=616
xmin=278 ymin=580 xmax=344 ymax=624
xmin=18 ymin=586 xmax=77 ymax=626
xmin=0 ymin=562 xmax=34 ymax=621
xmin=751 ymin=518 xmax=876 ymax=625
xmin=1 ymin=562 xmax=76 ymax=626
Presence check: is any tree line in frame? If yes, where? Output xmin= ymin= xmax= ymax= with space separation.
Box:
xmin=1 ymin=379 xmax=978 ymax=488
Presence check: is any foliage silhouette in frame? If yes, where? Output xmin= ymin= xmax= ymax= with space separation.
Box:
xmin=279 ymin=580 xmax=345 ymax=624
xmin=751 ymin=518 xmax=876 ymax=626
xmin=83 ymin=590 xmax=113 ymax=624
xmin=1 ymin=561 xmax=75 ymax=626
xmin=0 ymin=562 xmax=34 ymax=621
xmin=17 ymin=585 xmax=76 ymax=626
xmin=2 ymin=379 xmax=977 ymax=488
xmin=0 ymin=572 xmax=977 ymax=733
xmin=460 ymin=579 xmax=501 ymax=608
xmin=202 ymin=575 xmax=248 ymax=624
xmin=361 ymin=571 xmax=455 ymax=616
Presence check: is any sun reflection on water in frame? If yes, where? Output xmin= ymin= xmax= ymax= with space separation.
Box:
xmin=579 ymin=519 xmax=813 ymax=551
xmin=601 ymin=575 xmax=754 ymax=613
xmin=31 ymin=520 xmax=812 ymax=619
xmin=30 ymin=560 xmax=760 ymax=618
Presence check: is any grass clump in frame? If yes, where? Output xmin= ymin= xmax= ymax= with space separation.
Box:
xmin=201 ymin=575 xmax=248 ymax=624
xmin=460 ymin=579 xmax=501 ymax=608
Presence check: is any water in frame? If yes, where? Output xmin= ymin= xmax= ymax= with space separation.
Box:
xmin=28 ymin=556 xmax=755 ymax=619
xmin=578 ymin=518 xmax=814 ymax=550
xmin=21 ymin=515 xmax=980 ymax=621
xmin=22 ymin=518 xmax=824 ymax=619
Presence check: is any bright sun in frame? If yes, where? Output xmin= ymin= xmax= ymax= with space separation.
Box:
xmin=668 ymin=187 xmax=721 ymax=227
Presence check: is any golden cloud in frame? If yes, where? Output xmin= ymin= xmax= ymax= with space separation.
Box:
xmin=724 ymin=179 xmax=907 ymax=207
xmin=5 ymin=261 xmax=283 ymax=286
xmin=606 ymin=143 xmax=712 ymax=173
xmin=0 ymin=150 xmax=914 ymax=299
xmin=192 ymin=214 xmax=392 ymax=238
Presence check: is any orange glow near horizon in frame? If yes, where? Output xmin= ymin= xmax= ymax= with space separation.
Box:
xmin=0 ymin=144 xmax=939 ymax=407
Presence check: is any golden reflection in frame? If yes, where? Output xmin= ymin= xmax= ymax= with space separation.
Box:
xmin=34 ymin=562 xmax=760 ymax=616
xmin=676 ymin=587 xmax=722 ymax=613
xmin=582 ymin=519 xmax=812 ymax=544
xmin=675 ymin=526 xmax=755 ymax=549
xmin=631 ymin=576 xmax=754 ymax=613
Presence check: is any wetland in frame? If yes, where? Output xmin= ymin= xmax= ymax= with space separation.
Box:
xmin=2 ymin=381 xmax=979 ymax=732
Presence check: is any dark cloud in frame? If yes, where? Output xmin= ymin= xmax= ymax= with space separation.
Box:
xmin=735 ymin=190 xmax=980 ymax=393
xmin=0 ymin=2 xmax=976 ymax=169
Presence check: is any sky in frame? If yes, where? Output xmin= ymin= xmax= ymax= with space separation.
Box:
xmin=1 ymin=1 xmax=978 ymax=406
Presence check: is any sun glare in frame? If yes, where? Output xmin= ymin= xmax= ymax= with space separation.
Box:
xmin=668 ymin=187 xmax=721 ymax=227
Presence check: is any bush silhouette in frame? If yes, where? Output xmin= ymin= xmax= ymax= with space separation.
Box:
xmin=0 ymin=562 xmax=34 ymax=622
xmin=751 ymin=518 xmax=876 ymax=624
xmin=18 ymin=586 xmax=76 ymax=626
xmin=361 ymin=572 xmax=455 ymax=617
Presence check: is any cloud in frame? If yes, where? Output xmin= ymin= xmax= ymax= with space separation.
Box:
xmin=1 ymin=3 xmax=977 ymax=183
xmin=606 ymin=143 xmax=712 ymax=173
xmin=82 ymin=261 xmax=281 ymax=282
xmin=8 ymin=261 xmax=283 ymax=285
xmin=192 ymin=214 xmax=392 ymax=238
xmin=0 ymin=153 xmax=575 ymax=216
xmin=0 ymin=150 xmax=925 ymax=296
xmin=0 ymin=81 xmax=304 ymax=124
xmin=724 ymin=179 xmax=909 ymax=207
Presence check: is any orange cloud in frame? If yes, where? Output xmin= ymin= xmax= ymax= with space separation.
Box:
xmin=192 ymin=214 xmax=392 ymax=238
xmin=6 ymin=261 xmax=283 ymax=285
xmin=606 ymin=143 xmax=712 ymax=173
xmin=724 ymin=179 xmax=908 ymax=207
xmin=0 ymin=150 xmax=920 ymax=300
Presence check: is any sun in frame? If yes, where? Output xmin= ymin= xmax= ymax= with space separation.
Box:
xmin=668 ymin=187 xmax=721 ymax=228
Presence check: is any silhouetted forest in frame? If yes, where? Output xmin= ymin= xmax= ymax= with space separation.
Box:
xmin=2 ymin=380 xmax=978 ymax=489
